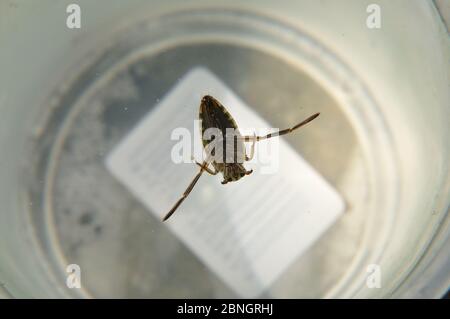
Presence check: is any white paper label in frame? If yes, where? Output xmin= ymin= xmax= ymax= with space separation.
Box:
xmin=106 ymin=67 xmax=345 ymax=297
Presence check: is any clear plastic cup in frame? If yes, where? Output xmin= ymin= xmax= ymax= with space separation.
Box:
xmin=0 ymin=0 xmax=448 ymax=298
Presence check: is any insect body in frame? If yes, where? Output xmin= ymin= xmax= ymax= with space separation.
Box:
xmin=162 ymin=95 xmax=319 ymax=221
xmin=199 ymin=95 xmax=253 ymax=184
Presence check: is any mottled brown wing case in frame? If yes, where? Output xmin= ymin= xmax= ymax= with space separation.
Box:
xmin=199 ymin=95 xmax=239 ymax=146
xmin=199 ymin=96 xmax=246 ymax=164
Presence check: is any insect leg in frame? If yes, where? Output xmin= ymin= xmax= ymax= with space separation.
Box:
xmin=194 ymin=161 xmax=218 ymax=175
xmin=245 ymin=133 xmax=256 ymax=161
xmin=191 ymin=155 xmax=218 ymax=175
xmin=162 ymin=161 xmax=209 ymax=221
xmin=242 ymin=112 xmax=320 ymax=142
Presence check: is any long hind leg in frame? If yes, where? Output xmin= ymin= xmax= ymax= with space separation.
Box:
xmin=162 ymin=166 xmax=205 ymax=221
xmin=242 ymin=113 xmax=320 ymax=142
xmin=163 ymin=156 xmax=214 ymax=221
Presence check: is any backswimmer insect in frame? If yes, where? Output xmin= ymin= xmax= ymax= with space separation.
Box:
xmin=162 ymin=95 xmax=320 ymax=221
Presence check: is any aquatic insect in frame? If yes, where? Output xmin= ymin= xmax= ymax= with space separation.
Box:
xmin=162 ymin=95 xmax=319 ymax=221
